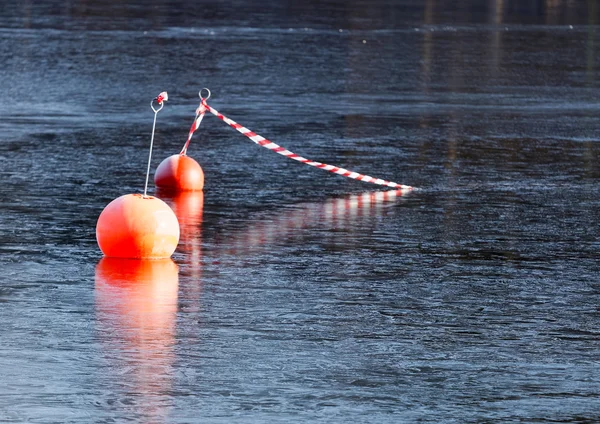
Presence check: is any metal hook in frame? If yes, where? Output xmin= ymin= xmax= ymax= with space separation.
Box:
xmin=151 ymin=99 xmax=164 ymax=114
xmin=199 ymin=87 xmax=211 ymax=101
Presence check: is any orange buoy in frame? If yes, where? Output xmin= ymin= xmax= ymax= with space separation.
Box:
xmin=96 ymin=193 xmax=180 ymax=259
xmin=154 ymin=154 xmax=204 ymax=191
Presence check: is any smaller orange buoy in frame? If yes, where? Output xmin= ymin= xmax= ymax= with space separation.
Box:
xmin=96 ymin=194 xmax=180 ymax=259
xmin=154 ymin=154 xmax=205 ymax=191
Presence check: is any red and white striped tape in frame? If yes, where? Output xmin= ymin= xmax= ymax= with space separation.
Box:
xmin=182 ymin=90 xmax=413 ymax=190
xmin=201 ymin=98 xmax=412 ymax=190
xmin=179 ymin=104 xmax=206 ymax=155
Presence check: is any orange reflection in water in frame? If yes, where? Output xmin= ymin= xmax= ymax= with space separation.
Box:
xmin=158 ymin=190 xmax=204 ymax=231
xmin=157 ymin=189 xmax=204 ymax=258
xmin=95 ymin=258 xmax=179 ymax=421
xmin=157 ymin=189 xmax=204 ymax=308
xmin=221 ymin=189 xmax=408 ymax=256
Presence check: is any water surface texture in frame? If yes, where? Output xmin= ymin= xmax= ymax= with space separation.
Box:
xmin=1 ymin=1 xmax=600 ymax=422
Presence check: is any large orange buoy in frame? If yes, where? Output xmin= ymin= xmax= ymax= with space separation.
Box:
xmin=96 ymin=92 xmax=180 ymax=259
xmin=154 ymin=154 xmax=204 ymax=191
xmin=96 ymin=193 xmax=180 ymax=259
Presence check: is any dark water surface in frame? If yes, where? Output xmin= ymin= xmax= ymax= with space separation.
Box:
xmin=1 ymin=1 xmax=600 ymax=422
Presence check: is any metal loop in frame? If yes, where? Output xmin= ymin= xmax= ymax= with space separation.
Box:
xmin=151 ymin=99 xmax=164 ymax=113
xmin=199 ymin=87 xmax=211 ymax=101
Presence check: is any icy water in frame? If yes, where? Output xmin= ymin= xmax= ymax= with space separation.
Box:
xmin=1 ymin=0 xmax=600 ymax=422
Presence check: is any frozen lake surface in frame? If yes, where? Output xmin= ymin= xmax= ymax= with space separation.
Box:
xmin=1 ymin=1 xmax=599 ymax=422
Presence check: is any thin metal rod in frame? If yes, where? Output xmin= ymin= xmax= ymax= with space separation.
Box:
xmin=144 ymin=106 xmax=160 ymax=197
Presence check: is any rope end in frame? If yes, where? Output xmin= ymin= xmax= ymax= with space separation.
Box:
xmin=156 ymin=91 xmax=168 ymax=104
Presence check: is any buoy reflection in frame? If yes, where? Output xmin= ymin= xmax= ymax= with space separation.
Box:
xmin=157 ymin=189 xmax=204 ymax=232
xmin=157 ymin=189 xmax=204 ymax=263
xmin=157 ymin=189 xmax=204 ymax=306
xmin=220 ymin=189 xmax=407 ymax=256
xmin=95 ymin=258 xmax=179 ymax=421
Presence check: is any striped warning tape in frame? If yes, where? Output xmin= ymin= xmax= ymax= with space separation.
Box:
xmin=179 ymin=103 xmax=207 ymax=155
xmin=188 ymin=89 xmax=412 ymax=190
